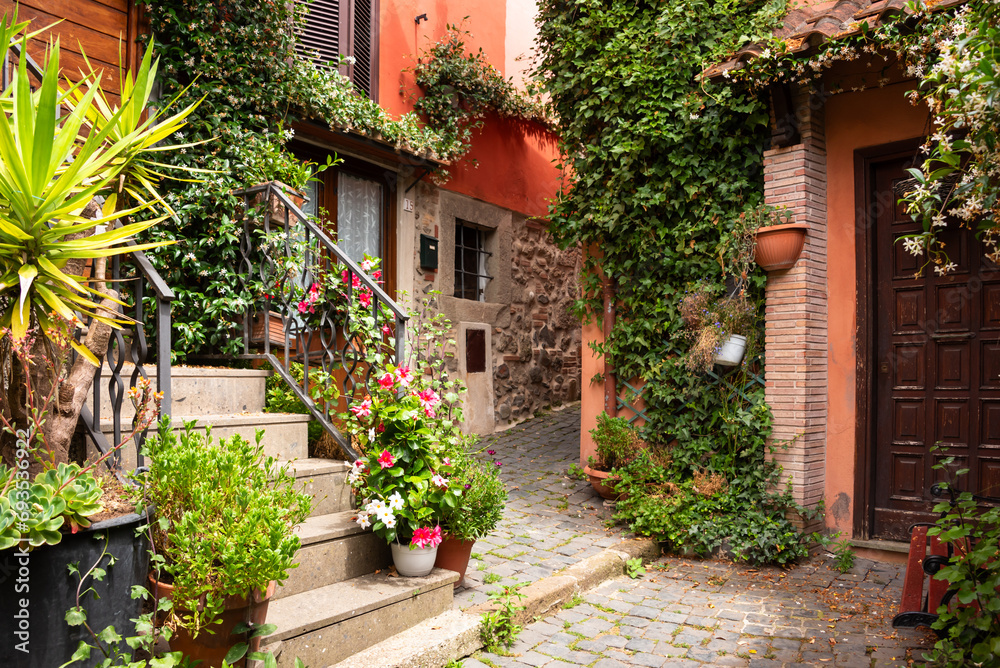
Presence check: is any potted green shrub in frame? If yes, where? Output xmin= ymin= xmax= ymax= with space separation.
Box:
xmin=138 ymin=422 xmax=312 ymax=667
xmin=584 ymin=412 xmax=646 ymax=500
xmin=435 ymin=446 xmax=507 ymax=587
xmin=344 ymin=363 xmax=463 ymax=577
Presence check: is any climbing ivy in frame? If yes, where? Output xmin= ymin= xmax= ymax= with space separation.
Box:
xmin=532 ymin=0 xmax=811 ymax=561
xmin=411 ymin=26 xmax=548 ymax=166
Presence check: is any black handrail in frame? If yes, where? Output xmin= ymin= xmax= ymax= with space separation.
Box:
xmin=235 ymin=182 xmax=409 ymax=461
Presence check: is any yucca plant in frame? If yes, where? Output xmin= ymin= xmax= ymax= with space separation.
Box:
xmin=0 ymin=9 xmax=203 ymax=469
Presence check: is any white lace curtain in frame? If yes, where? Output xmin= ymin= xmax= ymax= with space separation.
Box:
xmin=337 ymin=172 xmax=382 ymax=263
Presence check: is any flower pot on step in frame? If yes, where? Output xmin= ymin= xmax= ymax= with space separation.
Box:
xmin=148 ymin=576 xmax=276 ymax=668
xmin=391 ymin=542 xmax=438 ymax=577
xmin=714 ymin=334 xmax=747 ymax=367
xmin=754 ymin=223 xmax=808 ymax=271
xmin=434 ymin=536 xmax=475 ymax=588
xmin=0 ymin=512 xmax=149 ymax=668
xmin=583 ymin=464 xmax=619 ymax=500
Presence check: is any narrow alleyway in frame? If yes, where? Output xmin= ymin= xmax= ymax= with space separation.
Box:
xmin=459 ymin=406 xmax=934 ymax=667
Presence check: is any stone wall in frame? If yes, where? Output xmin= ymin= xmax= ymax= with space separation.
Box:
xmin=408 ymin=183 xmax=582 ymax=431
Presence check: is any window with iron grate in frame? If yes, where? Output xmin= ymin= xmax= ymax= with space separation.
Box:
xmin=454 ymin=221 xmax=493 ymax=302
xmin=294 ymin=0 xmax=378 ymax=100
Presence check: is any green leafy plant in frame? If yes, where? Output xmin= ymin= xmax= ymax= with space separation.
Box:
xmin=922 ymin=456 xmax=1000 ymax=666
xmin=411 ymin=25 xmax=547 ymax=167
xmin=439 ymin=446 xmax=507 ymax=542
xmin=626 ymin=557 xmax=646 ymax=579
xmin=480 ymin=584 xmax=526 ymax=653
xmin=814 ymin=530 xmax=856 ymax=574
xmin=483 ymin=572 xmax=501 ymax=585
xmin=137 ymin=421 xmax=312 ymax=637
xmin=588 ymin=412 xmax=645 ymax=472
xmin=567 ymin=463 xmax=587 ymax=480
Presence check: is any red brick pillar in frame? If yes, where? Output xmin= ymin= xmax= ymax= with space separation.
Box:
xmin=762 ymin=86 xmax=827 ymax=525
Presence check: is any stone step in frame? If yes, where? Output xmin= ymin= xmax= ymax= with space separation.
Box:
xmin=87 ymin=412 xmax=310 ymax=470
xmin=279 ymin=511 xmax=390 ymax=601
xmin=264 ymin=569 xmax=458 ymax=668
xmin=94 ymin=365 xmax=271 ymax=418
xmin=324 ymin=609 xmax=482 ymax=668
xmin=291 ymin=459 xmax=353 ymax=517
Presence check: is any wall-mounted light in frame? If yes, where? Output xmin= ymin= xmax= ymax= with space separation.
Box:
xmin=415 ymin=13 xmax=428 ymax=25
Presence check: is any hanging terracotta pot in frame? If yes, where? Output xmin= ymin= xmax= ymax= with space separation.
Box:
xmin=754 ymin=223 xmax=808 ymax=271
xmin=434 ymin=536 xmax=476 ymax=588
xmin=148 ymin=576 xmax=276 ymax=668
xmin=391 ymin=542 xmax=439 ymax=577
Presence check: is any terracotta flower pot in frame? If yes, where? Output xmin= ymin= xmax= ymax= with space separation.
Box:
xmin=434 ymin=536 xmax=476 ymax=588
xmin=148 ymin=576 xmax=276 ymax=668
xmin=754 ymin=223 xmax=808 ymax=271
xmin=583 ymin=464 xmax=619 ymax=500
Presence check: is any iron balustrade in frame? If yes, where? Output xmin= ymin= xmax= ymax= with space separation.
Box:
xmin=234 ymin=182 xmax=408 ymax=461
xmin=79 ymin=243 xmax=174 ymax=473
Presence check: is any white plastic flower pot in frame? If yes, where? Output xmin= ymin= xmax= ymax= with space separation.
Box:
xmin=714 ymin=334 xmax=747 ymax=367
xmin=391 ymin=542 xmax=439 ymax=577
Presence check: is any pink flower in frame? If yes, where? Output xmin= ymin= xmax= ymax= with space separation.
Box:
xmin=341 ymin=270 xmax=363 ymax=289
xmin=431 ymin=474 xmax=448 ymax=488
xmin=372 ymin=269 xmax=383 ymax=283
xmin=411 ymin=525 xmax=444 ymax=549
xmin=382 ymin=324 xmax=392 ymax=336
xmin=377 ymin=450 xmax=395 ymax=469
xmin=415 ymin=388 xmax=440 ymax=412
xmin=309 ymin=282 xmax=320 ymax=294
xmin=423 ymin=407 xmax=436 ymax=419
xmin=395 ymin=366 xmax=414 ymax=387
xmin=378 ymin=372 xmax=395 ymax=390
xmin=376 ymin=424 xmax=385 ymax=433
xmin=361 ymin=259 xmax=375 ymax=272
xmin=349 ymin=398 xmax=372 ymax=418
xmin=359 ymin=289 xmax=373 ymax=308
xmin=298 ymin=301 xmax=308 ymax=313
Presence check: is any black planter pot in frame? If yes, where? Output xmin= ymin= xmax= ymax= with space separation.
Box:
xmin=0 ymin=512 xmax=150 ymax=668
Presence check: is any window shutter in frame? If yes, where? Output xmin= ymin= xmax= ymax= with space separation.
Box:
xmin=295 ymin=0 xmax=378 ymax=101
xmin=349 ymin=0 xmax=375 ymax=99
xmin=295 ymin=0 xmax=342 ymax=70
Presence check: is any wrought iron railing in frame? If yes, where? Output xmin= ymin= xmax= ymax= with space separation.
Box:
xmin=4 ymin=39 xmax=173 ymax=472
xmin=78 ymin=242 xmax=174 ymax=472
xmin=234 ymin=183 xmax=408 ymax=461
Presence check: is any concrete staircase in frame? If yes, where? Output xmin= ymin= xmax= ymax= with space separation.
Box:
xmin=87 ymin=366 xmax=458 ymax=668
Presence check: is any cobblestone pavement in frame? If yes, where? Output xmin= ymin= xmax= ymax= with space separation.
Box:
xmin=455 ymin=405 xmax=625 ymax=608
xmin=459 ymin=407 xmax=933 ymax=667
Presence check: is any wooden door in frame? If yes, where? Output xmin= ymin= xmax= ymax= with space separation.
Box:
xmin=871 ymin=156 xmax=1000 ymax=540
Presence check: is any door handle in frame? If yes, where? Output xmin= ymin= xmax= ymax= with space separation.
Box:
xmin=929 ymin=331 xmax=975 ymax=341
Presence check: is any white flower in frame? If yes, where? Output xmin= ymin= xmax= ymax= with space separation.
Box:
xmin=935 ymin=261 xmax=958 ymax=276
xmin=388 ymin=492 xmax=404 ymax=511
xmin=902 ymin=236 xmax=925 ymax=257
xmin=384 ymin=515 xmax=397 ymax=529
xmin=431 ymin=474 xmax=448 ymax=489
xmin=367 ymin=499 xmax=386 ymax=515
xmin=368 ymin=427 xmax=376 ymax=442
xmin=376 ymin=506 xmax=395 ymax=524
xmin=355 ymin=511 xmax=371 ymax=529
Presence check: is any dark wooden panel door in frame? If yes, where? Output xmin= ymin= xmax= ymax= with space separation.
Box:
xmin=872 ymin=157 xmax=1000 ymax=540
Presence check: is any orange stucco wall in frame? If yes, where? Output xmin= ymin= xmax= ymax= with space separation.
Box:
xmin=378 ymin=1 xmax=559 ymax=219
xmin=824 ymin=82 xmax=929 ymax=534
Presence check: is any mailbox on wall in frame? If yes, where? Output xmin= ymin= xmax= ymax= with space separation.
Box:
xmin=420 ymin=234 xmax=438 ymax=269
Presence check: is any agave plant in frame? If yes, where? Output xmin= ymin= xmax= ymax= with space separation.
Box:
xmin=0 ymin=9 xmax=204 ymax=468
